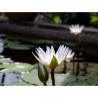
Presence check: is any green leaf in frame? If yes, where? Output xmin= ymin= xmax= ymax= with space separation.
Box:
xmin=22 ymin=69 xmax=76 ymax=86
xmin=30 ymin=38 xmax=54 ymax=44
xmin=86 ymin=75 xmax=98 ymax=85
xmin=0 ymin=63 xmax=34 ymax=74
xmin=90 ymin=16 xmax=98 ymax=23
xmin=49 ymin=56 xmax=58 ymax=69
xmin=22 ymin=70 xmax=43 ymax=86
xmin=73 ymin=75 xmax=98 ymax=86
xmin=73 ymin=82 xmax=87 ymax=86
xmin=52 ymin=13 xmax=62 ymax=24
xmin=11 ymin=82 xmax=35 ymax=86
xmin=8 ymin=44 xmax=32 ymax=50
xmin=76 ymin=76 xmax=87 ymax=81
xmin=0 ymin=58 xmax=13 ymax=63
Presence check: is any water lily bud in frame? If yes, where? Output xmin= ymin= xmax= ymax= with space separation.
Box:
xmin=38 ymin=62 xmax=49 ymax=84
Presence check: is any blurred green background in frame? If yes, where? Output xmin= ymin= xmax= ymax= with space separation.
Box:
xmin=48 ymin=13 xmax=98 ymax=27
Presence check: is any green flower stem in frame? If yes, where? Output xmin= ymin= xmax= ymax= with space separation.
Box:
xmin=75 ymin=35 xmax=78 ymax=53
xmin=51 ymin=69 xmax=55 ymax=86
xmin=73 ymin=57 xmax=75 ymax=75
xmin=43 ymin=82 xmax=47 ymax=86
xmin=76 ymin=53 xmax=80 ymax=75
xmin=1 ymin=74 xmax=5 ymax=86
xmin=73 ymin=35 xmax=78 ymax=75
xmin=63 ymin=61 xmax=66 ymax=74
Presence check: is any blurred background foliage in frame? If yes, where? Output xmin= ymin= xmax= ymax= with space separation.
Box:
xmin=1 ymin=12 xmax=98 ymax=27
xmin=50 ymin=13 xmax=98 ymax=27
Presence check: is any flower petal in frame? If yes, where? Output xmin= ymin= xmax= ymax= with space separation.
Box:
xmin=32 ymin=52 xmax=44 ymax=65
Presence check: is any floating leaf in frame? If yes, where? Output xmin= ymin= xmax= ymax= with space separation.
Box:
xmin=7 ymin=41 xmax=20 ymax=45
xmin=0 ymin=38 xmax=6 ymax=44
xmin=76 ymin=76 xmax=87 ymax=81
xmin=22 ymin=69 xmax=76 ymax=86
xmin=7 ymin=44 xmax=32 ymax=50
xmin=72 ymin=74 xmax=98 ymax=86
xmin=86 ymin=75 xmax=98 ymax=85
xmin=0 ymin=58 xmax=13 ymax=63
xmin=0 ymin=55 xmax=4 ymax=58
xmin=0 ymin=63 xmax=34 ymax=74
xmin=30 ymin=38 xmax=54 ymax=44
xmin=11 ymin=82 xmax=34 ymax=86
xmin=72 ymin=82 xmax=87 ymax=86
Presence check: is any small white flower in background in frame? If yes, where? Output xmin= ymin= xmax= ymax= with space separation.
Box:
xmin=69 ymin=24 xmax=84 ymax=35
xmin=32 ymin=45 xmax=69 ymax=69
xmin=65 ymin=49 xmax=74 ymax=62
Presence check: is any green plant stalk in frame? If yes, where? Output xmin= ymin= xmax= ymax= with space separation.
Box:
xmin=75 ymin=35 xmax=78 ymax=53
xmin=76 ymin=59 xmax=80 ymax=75
xmin=76 ymin=51 xmax=80 ymax=75
xmin=43 ymin=82 xmax=47 ymax=86
xmin=51 ymin=69 xmax=55 ymax=86
xmin=73 ymin=35 xmax=78 ymax=75
xmin=1 ymin=74 xmax=5 ymax=86
xmin=72 ymin=58 xmax=75 ymax=75
xmin=63 ymin=61 xmax=67 ymax=74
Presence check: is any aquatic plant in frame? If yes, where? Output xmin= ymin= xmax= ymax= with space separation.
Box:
xmin=69 ymin=24 xmax=84 ymax=35
xmin=69 ymin=24 xmax=84 ymax=75
xmin=32 ymin=45 xmax=74 ymax=86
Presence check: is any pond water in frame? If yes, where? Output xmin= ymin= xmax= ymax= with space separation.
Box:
xmin=0 ymin=33 xmax=98 ymax=86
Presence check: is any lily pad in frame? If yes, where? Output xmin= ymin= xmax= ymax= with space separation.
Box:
xmin=0 ymin=39 xmax=6 ymax=44
xmin=72 ymin=82 xmax=88 ymax=86
xmin=0 ymin=62 xmax=34 ymax=74
xmin=0 ymin=55 xmax=4 ymax=58
xmin=72 ymin=74 xmax=98 ymax=86
xmin=0 ymin=58 xmax=13 ymax=63
xmin=7 ymin=40 xmax=20 ymax=45
xmin=76 ymin=76 xmax=87 ymax=81
xmin=11 ymin=82 xmax=34 ymax=86
xmin=30 ymin=39 xmax=54 ymax=44
xmin=86 ymin=75 xmax=98 ymax=85
xmin=7 ymin=44 xmax=32 ymax=50
xmin=22 ymin=69 xmax=76 ymax=86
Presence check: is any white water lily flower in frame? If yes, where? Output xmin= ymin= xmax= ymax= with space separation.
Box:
xmin=69 ymin=24 xmax=84 ymax=35
xmin=65 ymin=49 xmax=74 ymax=62
xmin=32 ymin=45 xmax=69 ymax=69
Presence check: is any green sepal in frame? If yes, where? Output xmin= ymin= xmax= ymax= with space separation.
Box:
xmin=49 ymin=56 xmax=58 ymax=69
xmin=38 ymin=64 xmax=49 ymax=84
